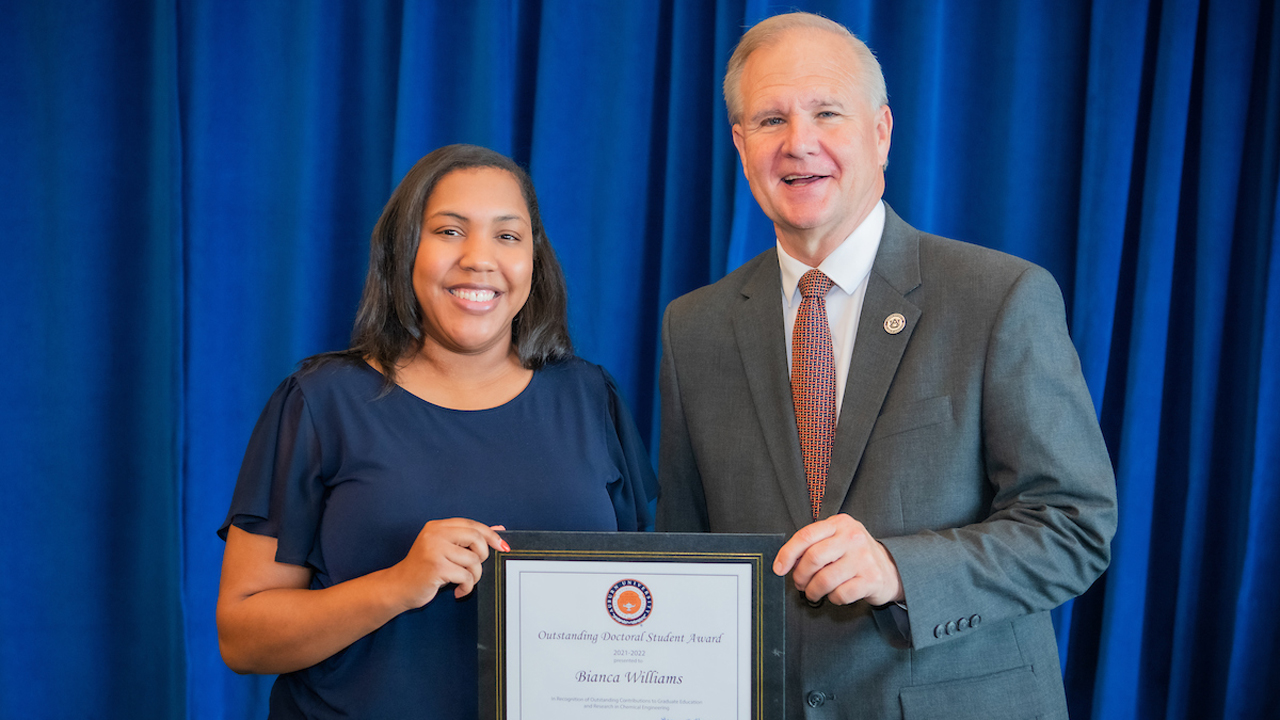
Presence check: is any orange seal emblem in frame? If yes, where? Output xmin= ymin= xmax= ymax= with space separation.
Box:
xmin=606 ymin=579 xmax=653 ymax=626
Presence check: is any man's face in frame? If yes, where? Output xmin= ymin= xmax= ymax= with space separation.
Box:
xmin=731 ymin=29 xmax=892 ymax=260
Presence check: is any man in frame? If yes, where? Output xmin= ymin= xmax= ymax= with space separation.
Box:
xmin=657 ymin=12 xmax=1117 ymax=719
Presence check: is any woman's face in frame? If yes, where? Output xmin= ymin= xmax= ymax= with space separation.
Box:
xmin=413 ymin=167 xmax=534 ymax=358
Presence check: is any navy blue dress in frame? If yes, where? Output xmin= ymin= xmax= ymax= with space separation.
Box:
xmin=219 ymin=356 xmax=656 ymax=718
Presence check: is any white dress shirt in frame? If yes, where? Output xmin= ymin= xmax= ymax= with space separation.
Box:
xmin=778 ymin=200 xmax=885 ymax=421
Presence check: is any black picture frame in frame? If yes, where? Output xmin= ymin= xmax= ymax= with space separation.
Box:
xmin=477 ymin=530 xmax=786 ymax=719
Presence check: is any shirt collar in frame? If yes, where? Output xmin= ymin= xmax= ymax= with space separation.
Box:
xmin=778 ymin=200 xmax=885 ymax=306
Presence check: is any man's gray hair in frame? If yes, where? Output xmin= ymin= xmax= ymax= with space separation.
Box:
xmin=723 ymin=12 xmax=888 ymax=125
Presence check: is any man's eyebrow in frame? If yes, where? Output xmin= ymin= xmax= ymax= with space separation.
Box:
xmin=804 ymin=98 xmax=844 ymax=111
xmin=747 ymin=106 xmax=783 ymax=123
xmin=746 ymin=98 xmax=846 ymax=123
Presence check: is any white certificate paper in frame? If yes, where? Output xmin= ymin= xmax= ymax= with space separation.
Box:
xmin=502 ymin=559 xmax=752 ymax=720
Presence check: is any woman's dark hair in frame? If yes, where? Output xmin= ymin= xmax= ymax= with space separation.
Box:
xmin=309 ymin=144 xmax=572 ymax=386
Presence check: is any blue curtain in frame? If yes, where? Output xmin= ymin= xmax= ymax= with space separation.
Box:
xmin=2 ymin=0 xmax=1276 ymax=718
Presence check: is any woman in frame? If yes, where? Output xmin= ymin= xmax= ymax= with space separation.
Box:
xmin=216 ymin=144 xmax=656 ymax=718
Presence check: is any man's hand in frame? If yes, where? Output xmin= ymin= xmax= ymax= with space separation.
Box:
xmin=773 ymin=514 xmax=904 ymax=606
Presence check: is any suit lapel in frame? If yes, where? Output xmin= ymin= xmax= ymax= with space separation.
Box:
xmin=822 ymin=206 xmax=923 ymax=518
xmin=731 ymin=251 xmax=813 ymax=531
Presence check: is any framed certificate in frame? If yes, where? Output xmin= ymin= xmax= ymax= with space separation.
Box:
xmin=478 ymin=531 xmax=786 ymax=720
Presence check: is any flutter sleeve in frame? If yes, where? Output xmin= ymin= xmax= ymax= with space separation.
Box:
xmin=217 ymin=375 xmax=327 ymax=569
xmin=602 ymin=369 xmax=659 ymax=532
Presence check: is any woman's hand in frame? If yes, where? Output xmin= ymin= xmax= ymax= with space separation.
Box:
xmin=387 ymin=519 xmax=510 ymax=609
xmin=216 ymin=519 xmax=508 ymax=675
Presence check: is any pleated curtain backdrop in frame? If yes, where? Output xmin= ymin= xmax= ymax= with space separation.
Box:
xmin=1 ymin=1 xmax=1277 ymax=718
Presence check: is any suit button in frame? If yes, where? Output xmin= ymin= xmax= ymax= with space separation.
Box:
xmin=806 ymin=691 xmax=827 ymax=708
xmin=933 ymin=624 xmax=944 ymax=638
xmin=957 ymin=616 xmax=970 ymax=631
xmin=945 ymin=620 xmax=957 ymax=635
xmin=970 ymin=614 xmax=982 ymax=628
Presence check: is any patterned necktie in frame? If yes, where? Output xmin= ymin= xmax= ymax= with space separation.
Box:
xmin=792 ymin=270 xmax=837 ymax=520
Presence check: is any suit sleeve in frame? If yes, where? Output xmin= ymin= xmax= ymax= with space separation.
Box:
xmin=879 ymin=265 xmax=1118 ymax=649
xmin=655 ymin=303 xmax=711 ymax=532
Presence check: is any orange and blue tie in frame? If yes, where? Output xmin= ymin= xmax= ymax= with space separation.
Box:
xmin=792 ymin=270 xmax=836 ymax=520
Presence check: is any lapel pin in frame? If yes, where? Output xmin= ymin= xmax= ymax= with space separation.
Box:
xmin=884 ymin=313 xmax=906 ymax=335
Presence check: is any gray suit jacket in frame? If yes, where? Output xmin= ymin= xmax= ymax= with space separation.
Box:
xmin=657 ymin=206 xmax=1117 ymax=720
